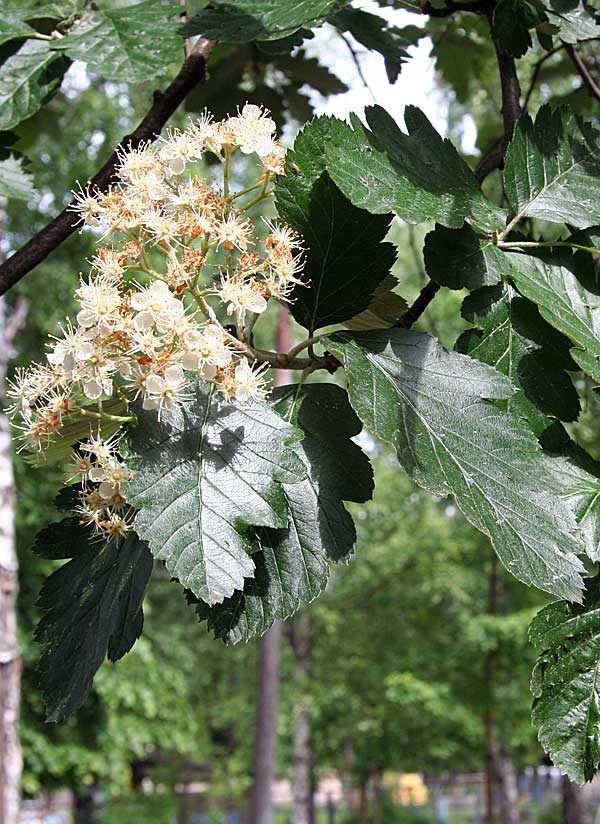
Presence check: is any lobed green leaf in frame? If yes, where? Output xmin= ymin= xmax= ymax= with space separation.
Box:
xmin=126 ymin=379 xmax=306 ymax=606
xmin=327 ymin=329 xmax=587 ymax=602
xmin=275 ymin=117 xmax=396 ymax=330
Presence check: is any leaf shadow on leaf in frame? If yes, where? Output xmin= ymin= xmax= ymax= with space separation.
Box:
xmin=181 ymin=6 xmax=269 ymax=41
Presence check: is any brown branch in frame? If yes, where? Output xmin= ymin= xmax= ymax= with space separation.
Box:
xmin=0 ymin=38 xmax=216 ymax=297
xmin=564 ymin=42 xmax=600 ymax=103
xmin=394 ymin=280 xmax=440 ymax=329
xmin=475 ymin=147 xmax=504 ymax=183
xmin=495 ymin=46 xmax=523 ymax=149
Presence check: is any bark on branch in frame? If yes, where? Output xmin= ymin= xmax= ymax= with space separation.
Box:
xmin=564 ymin=42 xmax=600 ymax=104
xmin=495 ymin=46 xmax=523 ymax=148
xmin=0 ymin=39 xmax=215 ymax=297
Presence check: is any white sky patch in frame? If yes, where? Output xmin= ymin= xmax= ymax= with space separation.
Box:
xmin=302 ymin=1 xmax=478 ymax=154
xmin=303 ymin=6 xmax=448 ymax=134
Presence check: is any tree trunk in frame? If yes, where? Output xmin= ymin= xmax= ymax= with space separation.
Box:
xmin=372 ymin=769 xmax=383 ymax=824
xmin=73 ymin=786 xmax=104 ymax=824
xmin=290 ymin=611 xmax=313 ymax=824
xmin=562 ymin=775 xmax=585 ymax=824
xmin=358 ymin=778 xmax=369 ymax=824
xmin=497 ymin=748 xmax=520 ymax=824
xmin=248 ymin=307 xmax=291 ymax=824
xmin=483 ymin=551 xmax=499 ymax=824
xmin=0 ymin=299 xmax=26 ymax=824
xmin=342 ymin=739 xmax=356 ymax=813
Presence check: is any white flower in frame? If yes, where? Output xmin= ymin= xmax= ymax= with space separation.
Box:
xmin=214 ymin=212 xmax=253 ymax=252
xmin=75 ymin=276 xmax=122 ymax=329
xmin=142 ymin=364 xmax=189 ymax=413
xmin=228 ymin=104 xmax=277 ymax=156
xmin=92 ymin=458 xmax=133 ymax=500
xmin=181 ymin=324 xmax=233 ymax=377
xmin=131 ymin=280 xmax=185 ymax=333
xmin=158 ymin=126 xmax=204 ymax=175
xmin=218 ymin=277 xmax=268 ymax=320
xmin=69 ymin=183 xmax=104 ymax=227
xmin=233 ymin=359 xmax=267 ymax=402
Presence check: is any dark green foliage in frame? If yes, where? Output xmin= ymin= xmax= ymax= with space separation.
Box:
xmin=49 ymin=1 xmax=183 ymax=82
xmin=35 ymin=526 xmax=153 ymax=722
xmin=491 ymin=0 xmax=547 ymax=57
xmin=0 ymin=41 xmax=69 ymax=131
xmin=504 ymin=106 xmax=600 ymax=229
xmin=457 ymin=283 xmax=580 ymax=434
xmin=506 ymin=249 xmax=600 ymax=383
xmin=275 ymin=118 xmax=396 ymax=330
xmin=530 ymin=577 xmax=600 ymax=782
xmin=424 ymin=224 xmax=515 ymax=290
xmin=181 ymin=0 xmax=345 ymax=42
xmin=323 ymin=105 xmax=505 ymax=232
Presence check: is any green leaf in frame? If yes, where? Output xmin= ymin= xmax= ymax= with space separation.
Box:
xmin=0 ymin=13 xmax=38 ymax=49
xmin=0 ymin=154 xmax=35 ymax=200
xmin=530 ymin=577 xmax=600 ymax=783
xmin=35 ymin=526 xmax=153 ymax=721
xmin=491 ymin=0 xmax=547 ymax=57
xmin=275 ymin=117 xmax=396 ymax=330
xmin=33 ymin=516 xmax=89 ymax=560
xmin=326 ymin=329 xmax=587 ymax=602
xmin=193 ymin=384 xmax=374 ymax=643
xmin=545 ymin=0 xmax=600 ymax=43
xmin=424 ymin=224 xmax=516 ymax=291
xmin=323 ymin=105 xmax=505 ymax=233
xmin=547 ymin=453 xmax=600 ymax=562
xmin=0 ymin=40 xmax=69 ymax=131
xmin=51 ymin=1 xmax=182 ymax=82
xmin=126 ymin=379 xmax=307 ymax=606
xmin=506 ymin=249 xmax=600 ymax=383
xmin=504 ymin=106 xmax=600 ymax=229
xmin=457 ymin=283 xmax=580 ymax=434
xmin=181 ymin=0 xmax=342 ymax=42
xmin=344 ymin=274 xmax=407 ymax=331
xmin=330 ymin=8 xmax=419 ymax=83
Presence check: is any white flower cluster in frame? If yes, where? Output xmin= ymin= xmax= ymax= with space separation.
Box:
xmin=72 ymin=434 xmax=134 ymax=538
xmin=8 ymin=105 xmax=305 ymax=538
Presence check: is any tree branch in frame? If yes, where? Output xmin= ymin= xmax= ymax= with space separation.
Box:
xmin=495 ymin=46 xmax=523 ymax=149
xmin=0 ymin=38 xmax=216 ymax=297
xmin=394 ymin=280 xmax=440 ymax=329
xmin=564 ymin=42 xmax=600 ymax=103
xmin=475 ymin=146 xmax=504 ymax=183
xmin=522 ymin=45 xmax=562 ymax=112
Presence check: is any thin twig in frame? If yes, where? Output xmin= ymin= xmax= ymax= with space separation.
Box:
xmin=394 ymin=281 xmax=440 ymax=329
xmin=564 ymin=42 xmax=600 ymax=103
xmin=522 ymin=45 xmax=562 ymax=112
xmin=339 ymin=32 xmax=377 ymax=103
xmin=0 ymin=39 xmax=216 ymax=297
